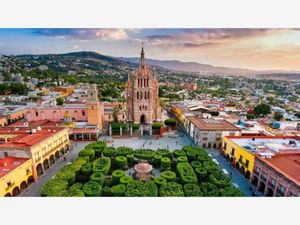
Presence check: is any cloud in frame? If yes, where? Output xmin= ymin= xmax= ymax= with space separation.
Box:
xmin=32 ymin=28 xmax=129 ymax=41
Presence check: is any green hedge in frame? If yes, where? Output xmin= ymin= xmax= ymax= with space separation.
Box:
xmin=101 ymin=186 xmax=112 ymax=196
xmin=195 ymin=167 xmax=207 ymax=180
xmin=154 ymin=177 xmax=167 ymax=186
xmin=197 ymin=154 xmax=211 ymax=163
xmin=159 ymin=182 xmax=184 ymax=197
xmin=209 ymin=171 xmax=231 ymax=189
xmin=126 ymin=154 xmax=135 ymax=165
xmin=78 ymin=149 xmax=95 ymax=161
xmin=186 ymin=150 xmax=197 ymax=161
xmin=161 ymin=170 xmax=176 ymax=182
xmin=70 ymin=183 xmax=83 ymax=191
xmin=120 ymin=175 xmax=133 ymax=185
xmin=111 ymin=122 xmax=127 ymax=130
xmin=111 ymin=184 xmax=126 ymax=196
xmin=200 ymin=182 xmax=218 ymax=197
xmin=164 ymin=118 xmax=176 ymax=126
xmin=203 ymin=161 xmax=220 ymax=174
xmin=55 ymin=171 xmax=76 ymax=185
xmin=152 ymin=122 xmax=163 ymax=129
xmin=81 ymin=162 xmax=93 ymax=176
xmin=103 ymin=147 xmax=115 ymax=157
xmin=115 ymin=156 xmax=128 ymax=169
xmin=41 ymin=178 xmax=69 ymax=197
xmin=82 ymin=181 xmax=102 ymax=197
xmin=112 ymin=170 xmax=125 ymax=184
xmin=104 ymin=178 xmax=114 ymax=187
xmin=134 ymin=149 xmax=156 ymax=160
xmin=125 ymin=180 xmax=158 ymax=197
xmin=184 ymin=183 xmax=203 ymax=197
xmin=191 ymin=161 xmax=202 ymax=169
xmin=85 ymin=141 xmax=107 ymax=158
xmin=90 ymin=172 xmax=105 ymax=185
xmin=116 ymin=147 xmax=133 ymax=156
xmin=173 ymin=149 xmax=186 ymax=158
xmin=161 ymin=157 xmax=171 ymax=170
xmin=177 ymin=156 xmax=188 ymax=163
xmin=93 ymin=157 xmax=111 ymax=174
xmin=67 ymin=188 xmax=85 ymax=197
xmin=156 ymin=149 xmax=171 ymax=159
xmin=131 ymin=123 xmax=140 ymax=130
xmin=176 ymin=162 xmax=198 ymax=184
xmin=153 ymin=154 xmax=163 ymax=167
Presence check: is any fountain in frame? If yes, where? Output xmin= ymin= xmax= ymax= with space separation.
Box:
xmin=134 ymin=162 xmax=153 ymax=181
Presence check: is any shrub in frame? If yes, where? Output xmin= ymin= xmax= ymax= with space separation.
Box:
xmin=153 ymin=154 xmax=163 ymax=167
xmin=101 ymin=186 xmax=112 ymax=196
xmin=81 ymin=162 xmax=93 ymax=176
xmin=154 ymin=177 xmax=167 ymax=186
xmin=156 ymin=149 xmax=172 ymax=159
xmin=103 ymin=147 xmax=115 ymax=157
xmin=111 ymin=122 xmax=127 ymax=130
xmin=161 ymin=170 xmax=176 ymax=182
xmin=55 ymin=171 xmax=76 ymax=185
xmin=120 ymin=175 xmax=133 ymax=185
xmin=160 ymin=157 xmax=171 ymax=170
xmin=116 ymin=147 xmax=133 ymax=156
xmin=191 ymin=161 xmax=202 ymax=169
xmin=112 ymin=170 xmax=125 ymax=184
xmin=131 ymin=123 xmax=140 ymax=130
xmin=200 ymin=182 xmax=218 ymax=197
xmin=82 ymin=182 xmax=102 ymax=197
xmin=85 ymin=141 xmax=106 ymax=158
xmin=69 ymin=183 xmax=83 ymax=191
xmin=125 ymin=180 xmax=158 ymax=197
xmin=197 ymin=154 xmax=211 ymax=163
xmin=209 ymin=171 xmax=231 ymax=189
xmin=203 ymin=161 xmax=220 ymax=174
xmin=104 ymin=178 xmax=114 ymax=187
xmin=111 ymin=184 xmax=126 ymax=196
xmin=134 ymin=149 xmax=156 ymax=160
xmin=176 ymin=162 xmax=198 ymax=184
xmin=177 ymin=156 xmax=188 ymax=163
xmin=115 ymin=156 xmax=128 ymax=169
xmin=126 ymin=154 xmax=134 ymax=165
xmin=182 ymin=146 xmax=196 ymax=152
xmin=173 ymin=149 xmax=186 ymax=158
xmin=159 ymin=182 xmax=184 ymax=197
xmin=164 ymin=118 xmax=176 ymax=127
xmin=78 ymin=149 xmax=95 ymax=161
xmin=186 ymin=150 xmax=197 ymax=161
xmin=90 ymin=172 xmax=105 ymax=185
xmin=93 ymin=157 xmax=111 ymax=174
xmin=195 ymin=167 xmax=207 ymax=180
xmin=41 ymin=179 xmax=69 ymax=197
xmin=152 ymin=122 xmax=163 ymax=129
xmin=184 ymin=183 xmax=203 ymax=197
xmin=67 ymin=188 xmax=85 ymax=197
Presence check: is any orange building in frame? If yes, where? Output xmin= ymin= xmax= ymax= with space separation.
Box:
xmin=54 ymin=86 xmax=75 ymax=96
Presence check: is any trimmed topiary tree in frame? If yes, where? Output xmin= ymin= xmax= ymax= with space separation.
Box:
xmin=81 ymin=162 xmax=93 ymax=176
xmin=120 ymin=175 xmax=133 ymax=185
xmin=41 ymin=178 xmax=69 ymax=197
xmin=78 ymin=149 xmax=95 ymax=161
xmin=173 ymin=149 xmax=186 ymax=158
xmin=125 ymin=180 xmax=158 ymax=197
xmin=154 ymin=177 xmax=167 ymax=186
xmin=177 ymin=156 xmax=188 ymax=163
xmin=126 ymin=154 xmax=135 ymax=165
xmin=93 ymin=157 xmax=111 ymax=174
xmin=195 ymin=167 xmax=207 ymax=180
xmin=67 ymin=188 xmax=85 ymax=197
xmin=112 ymin=169 xmax=125 ymax=184
xmin=176 ymin=162 xmax=198 ymax=184
xmin=153 ymin=154 xmax=163 ymax=167
xmin=103 ymin=147 xmax=115 ymax=157
xmin=159 ymin=182 xmax=184 ymax=197
xmin=184 ymin=183 xmax=203 ymax=197
xmin=116 ymin=147 xmax=133 ymax=156
xmin=134 ymin=149 xmax=156 ymax=160
xmin=90 ymin=172 xmax=105 ymax=185
xmin=161 ymin=170 xmax=176 ymax=182
xmin=101 ymin=186 xmax=112 ymax=196
xmin=69 ymin=182 xmax=83 ymax=191
xmin=161 ymin=157 xmax=171 ymax=170
xmin=156 ymin=149 xmax=172 ymax=159
xmin=111 ymin=184 xmax=126 ymax=196
xmin=191 ymin=161 xmax=202 ymax=169
xmin=82 ymin=181 xmax=102 ymax=197
xmin=115 ymin=156 xmax=128 ymax=169
xmin=200 ymin=182 xmax=218 ymax=197
xmin=55 ymin=171 xmax=76 ymax=185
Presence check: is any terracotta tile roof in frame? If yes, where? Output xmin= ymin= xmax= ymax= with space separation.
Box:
xmin=0 ymin=157 xmax=30 ymax=178
xmin=187 ymin=116 xmax=241 ymax=131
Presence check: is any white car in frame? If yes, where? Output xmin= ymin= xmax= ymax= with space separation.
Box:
xmin=232 ymin=183 xmax=239 ymax=188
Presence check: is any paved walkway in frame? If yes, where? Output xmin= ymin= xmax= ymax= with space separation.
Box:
xmin=19 ymin=141 xmax=91 ymax=197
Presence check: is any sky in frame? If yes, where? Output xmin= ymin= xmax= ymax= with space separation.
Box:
xmin=0 ymin=28 xmax=300 ymax=71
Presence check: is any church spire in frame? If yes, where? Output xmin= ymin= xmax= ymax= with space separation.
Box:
xmin=140 ymin=42 xmax=145 ymax=66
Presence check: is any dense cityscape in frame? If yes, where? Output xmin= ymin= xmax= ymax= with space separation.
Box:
xmin=0 ymin=42 xmax=299 ymax=197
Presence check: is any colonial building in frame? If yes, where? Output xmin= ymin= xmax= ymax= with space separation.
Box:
xmin=126 ymin=47 xmax=161 ymax=125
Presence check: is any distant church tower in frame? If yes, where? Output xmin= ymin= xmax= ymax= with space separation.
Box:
xmin=87 ymin=84 xmax=103 ymax=127
xmin=126 ymin=47 xmax=161 ymax=124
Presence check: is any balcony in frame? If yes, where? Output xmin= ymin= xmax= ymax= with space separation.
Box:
xmin=261 ymin=176 xmax=267 ymax=182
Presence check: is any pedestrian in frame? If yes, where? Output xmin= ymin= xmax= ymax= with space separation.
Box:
xmin=63 ymin=157 xmax=66 ymax=162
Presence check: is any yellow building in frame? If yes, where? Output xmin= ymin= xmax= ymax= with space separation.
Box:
xmin=0 ymin=157 xmax=34 ymax=197
xmin=222 ymin=136 xmax=256 ymax=178
xmin=0 ymin=127 xmax=70 ymax=180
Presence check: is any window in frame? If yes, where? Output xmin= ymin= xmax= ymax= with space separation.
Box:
xmin=245 ymin=159 xmax=249 ymax=168
xmin=239 ymin=155 xmax=243 ymax=162
xmin=255 ymin=167 xmax=260 ymax=173
xmin=280 ymin=185 xmax=285 ymax=193
xmin=271 ymin=178 xmax=276 ymax=185
xmin=231 ymin=148 xmax=235 ymax=156
xmin=82 ymin=110 xmax=85 ymax=116
xmin=224 ymin=143 xmax=227 ymax=150
xmin=35 ymin=111 xmax=39 ymax=117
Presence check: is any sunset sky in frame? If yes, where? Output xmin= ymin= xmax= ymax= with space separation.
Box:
xmin=0 ymin=28 xmax=299 ymax=71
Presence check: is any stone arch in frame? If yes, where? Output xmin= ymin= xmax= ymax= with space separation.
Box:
xmin=5 ymin=193 xmax=11 ymax=197
xmin=251 ymin=176 xmax=258 ymax=186
xmin=55 ymin=151 xmax=60 ymax=160
xmin=245 ymin=170 xmax=251 ymax=179
xmin=60 ymin=147 xmax=65 ymax=155
xmin=240 ymin=166 xmax=245 ymax=175
xmin=43 ymin=159 xmax=50 ymax=171
xmin=140 ymin=114 xmax=146 ymax=124
xmin=235 ymin=162 xmax=240 ymax=170
xmin=12 ymin=186 xmax=20 ymax=196
xmin=258 ymin=181 xmax=266 ymax=193
xmin=265 ymin=188 xmax=274 ymax=197
xmin=36 ymin=163 xmax=43 ymax=177
xmin=20 ymin=181 xmax=28 ymax=192
xmin=27 ymin=176 xmax=34 ymax=184
xmin=49 ymin=154 xmax=55 ymax=166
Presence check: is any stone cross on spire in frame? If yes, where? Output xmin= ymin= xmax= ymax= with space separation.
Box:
xmin=140 ymin=41 xmax=145 ymax=66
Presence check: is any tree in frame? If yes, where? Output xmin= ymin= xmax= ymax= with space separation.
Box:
xmin=254 ymin=104 xmax=271 ymax=118
xmin=65 ymin=76 xmax=78 ymax=85
xmin=56 ymin=97 xmax=64 ymax=105
xmin=274 ymin=112 xmax=283 ymax=121
xmin=246 ymin=114 xmax=255 ymax=120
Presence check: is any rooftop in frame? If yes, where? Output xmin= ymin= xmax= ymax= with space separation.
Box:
xmin=0 ymin=157 xmax=30 ymax=178
xmin=187 ymin=116 xmax=241 ymax=131
xmin=0 ymin=127 xmax=65 ymax=149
